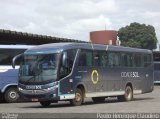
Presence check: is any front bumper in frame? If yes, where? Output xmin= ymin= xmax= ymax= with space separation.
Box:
xmin=19 ymin=89 xmax=59 ymax=102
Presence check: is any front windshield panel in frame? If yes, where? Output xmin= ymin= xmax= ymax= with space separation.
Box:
xmin=19 ymin=53 xmax=60 ymax=83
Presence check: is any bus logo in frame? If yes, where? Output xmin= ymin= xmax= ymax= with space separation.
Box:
xmin=26 ymin=85 xmax=42 ymax=90
xmin=91 ymin=70 xmax=99 ymax=84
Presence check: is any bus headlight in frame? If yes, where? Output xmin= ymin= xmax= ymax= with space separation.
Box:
xmin=47 ymin=85 xmax=58 ymax=91
xmin=18 ymin=87 xmax=23 ymax=91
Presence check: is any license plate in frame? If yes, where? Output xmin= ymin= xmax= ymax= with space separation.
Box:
xmin=32 ymin=98 xmax=38 ymax=102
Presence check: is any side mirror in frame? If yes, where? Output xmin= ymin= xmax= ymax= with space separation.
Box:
xmin=62 ymin=52 xmax=67 ymax=67
xmin=12 ymin=54 xmax=23 ymax=68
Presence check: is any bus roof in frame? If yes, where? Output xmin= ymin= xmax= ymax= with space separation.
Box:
xmin=24 ymin=43 xmax=152 ymax=54
xmin=0 ymin=45 xmax=35 ymax=49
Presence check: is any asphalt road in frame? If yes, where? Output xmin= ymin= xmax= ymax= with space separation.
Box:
xmin=0 ymin=85 xmax=160 ymax=118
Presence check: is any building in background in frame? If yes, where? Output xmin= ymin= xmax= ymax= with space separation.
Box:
xmin=0 ymin=29 xmax=85 ymax=45
xmin=90 ymin=30 xmax=118 ymax=45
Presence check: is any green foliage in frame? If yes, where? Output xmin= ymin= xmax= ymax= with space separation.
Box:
xmin=118 ymin=22 xmax=157 ymax=50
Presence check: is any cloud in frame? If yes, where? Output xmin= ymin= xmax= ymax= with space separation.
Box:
xmin=0 ymin=0 xmax=160 ymax=42
xmin=35 ymin=0 xmax=118 ymax=19
xmin=62 ymin=15 xmax=112 ymax=40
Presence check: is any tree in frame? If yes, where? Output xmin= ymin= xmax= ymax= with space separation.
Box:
xmin=118 ymin=22 xmax=157 ymax=50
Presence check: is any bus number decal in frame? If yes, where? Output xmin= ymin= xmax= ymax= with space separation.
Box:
xmin=121 ymin=72 xmax=140 ymax=78
xmin=91 ymin=70 xmax=99 ymax=84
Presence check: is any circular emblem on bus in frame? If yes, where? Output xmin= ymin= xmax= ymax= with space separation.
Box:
xmin=91 ymin=70 xmax=99 ymax=84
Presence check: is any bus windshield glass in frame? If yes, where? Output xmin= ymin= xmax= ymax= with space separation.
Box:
xmin=19 ymin=53 xmax=60 ymax=83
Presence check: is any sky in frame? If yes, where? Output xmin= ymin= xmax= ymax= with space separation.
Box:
xmin=0 ymin=0 xmax=160 ymax=42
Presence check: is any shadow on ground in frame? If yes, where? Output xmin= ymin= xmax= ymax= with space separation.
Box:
xmin=20 ymin=97 xmax=154 ymax=108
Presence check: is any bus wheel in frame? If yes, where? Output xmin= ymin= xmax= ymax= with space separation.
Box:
xmin=40 ymin=101 xmax=51 ymax=107
xmin=92 ymin=97 xmax=105 ymax=103
xmin=70 ymin=88 xmax=83 ymax=106
xmin=118 ymin=85 xmax=133 ymax=102
xmin=4 ymin=87 xmax=19 ymax=103
xmin=0 ymin=93 xmax=4 ymax=102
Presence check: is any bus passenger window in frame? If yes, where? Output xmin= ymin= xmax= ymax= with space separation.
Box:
xmin=94 ymin=53 xmax=100 ymax=66
xmin=144 ymin=54 xmax=152 ymax=67
xmin=134 ymin=54 xmax=142 ymax=67
xmin=78 ymin=50 xmax=93 ymax=67
xmin=121 ymin=53 xmax=133 ymax=67
xmin=79 ymin=53 xmax=86 ymax=66
xmin=93 ymin=51 xmax=108 ymax=67
xmin=100 ymin=52 xmax=108 ymax=67
xmin=108 ymin=52 xmax=120 ymax=67
xmin=0 ymin=49 xmax=26 ymax=65
xmin=108 ymin=53 xmax=113 ymax=67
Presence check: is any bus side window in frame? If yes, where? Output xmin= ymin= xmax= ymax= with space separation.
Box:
xmin=108 ymin=52 xmax=120 ymax=67
xmin=126 ymin=54 xmax=133 ymax=67
xmin=144 ymin=54 xmax=152 ymax=67
xmin=108 ymin=53 xmax=113 ymax=67
xmin=79 ymin=53 xmax=87 ymax=66
xmin=78 ymin=50 xmax=93 ymax=67
xmin=134 ymin=54 xmax=142 ymax=67
xmin=100 ymin=52 xmax=108 ymax=67
xmin=93 ymin=52 xmax=100 ymax=66
xmin=0 ymin=49 xmax=26 ymax=65
xmin=121 ymin=53 xmax=133 ymax=67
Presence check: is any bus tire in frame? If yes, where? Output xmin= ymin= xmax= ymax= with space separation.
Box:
xmin=118 ymin=85 xmax=133 ymax=102
xmin=4 ymin=87 xmax=19 ymax=103
xmin=40 ymin=101 xmax=51 ymax=107
xmin=92 ymin=97 xmax=105 ymax=103
xmin=0 ymin=93 xmax=4 ymax=102
xmin=70 ymin=88 xmax=83 ymax=106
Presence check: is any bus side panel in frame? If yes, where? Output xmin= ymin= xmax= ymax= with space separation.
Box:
xmin=121 ymin=68 xmax=143 ymax=93
xmin=105 ymin=68 xmax=123 ymax=92
xmin=59 ymin=68 xmax=88 ymax=96
xmin=0 ymin=68 xmax=18 ymax=92
xmin=76 ymin=67 xmax=96 ymax=93
xmin=141 ymin=65 xmax=154 ymax=93
xmin=120 ymin=66 xmax=154 ymax=94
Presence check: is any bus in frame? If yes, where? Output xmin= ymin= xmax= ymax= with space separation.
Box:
xmin=153 ymin=61 xmax=160 ymax=83
xmin=153 ymin=51 xmax=160 ymax=83
xmin=0 ymin=45 xmax=33 ymax=103
xmin=12 ymin=43 xmax=154 ymax=107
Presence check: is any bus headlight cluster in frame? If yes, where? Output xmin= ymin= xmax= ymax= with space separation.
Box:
xmin=18 ymin=87 xmax=23 ymax=91
xmin=47 ymin=85 xmax=58 ymax=91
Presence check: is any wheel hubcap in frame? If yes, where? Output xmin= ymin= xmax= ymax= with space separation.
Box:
xmin=126 ymin=88 xmax=132 ymax=99
xmin=75 ymin=93 xmax=81 ymax=102
xmin=9 ymin=91 xmax=17 ymax=99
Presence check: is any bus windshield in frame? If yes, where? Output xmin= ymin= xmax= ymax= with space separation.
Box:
xmin=19 ymin=53 xmax=60 ymax=83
